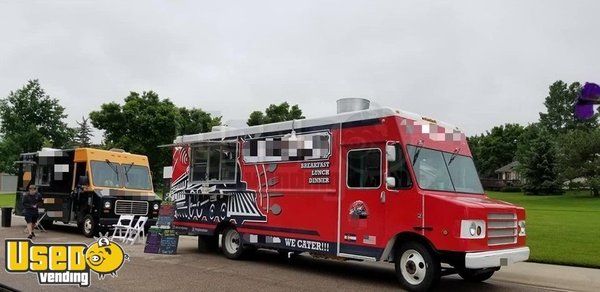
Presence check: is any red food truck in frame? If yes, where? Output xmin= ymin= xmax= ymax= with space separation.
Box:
xmin=167 ymin=98 xmax=529 ymax=291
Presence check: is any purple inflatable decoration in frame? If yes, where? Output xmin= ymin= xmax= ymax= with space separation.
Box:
xmin=575 ymin=82 xmax=600 ymax=120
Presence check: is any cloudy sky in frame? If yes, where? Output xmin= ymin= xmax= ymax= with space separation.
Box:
xmin=1 ymin=0 xmax=598 ymax=142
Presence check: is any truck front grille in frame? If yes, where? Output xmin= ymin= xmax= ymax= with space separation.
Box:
xmin=115 ymin=200 xmax=148 ymax=215
xmin=487 ymin=213 xmax=517 ymax=246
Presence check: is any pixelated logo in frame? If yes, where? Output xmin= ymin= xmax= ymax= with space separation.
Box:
xmin=4 ymin=235 xmax=129 ymax=287
xmin=575 ymin=82 xmax=600 ymax=120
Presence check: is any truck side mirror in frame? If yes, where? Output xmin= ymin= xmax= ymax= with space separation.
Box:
xmin=386 ymin=177 xmax=396 ymax=188
xmin=78 ymin=175 xmax=90 ymax=186
xmin=386 ymin=145 xmax=397 ymax=162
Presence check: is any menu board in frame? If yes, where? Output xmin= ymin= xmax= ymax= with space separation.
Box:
xmin=144 ymin=204 xmax=179 ymax=255
xmin=156 ymin=204 xmax=175 ymax=228
xmin=159 ymin=229 xmax=179 ymax=255
xmin=144 ymin=227 xmax=162 ymax=254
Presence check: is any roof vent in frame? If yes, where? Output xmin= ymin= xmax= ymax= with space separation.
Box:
xmin=336 ymin=98 xmax=370 ymax=114
xmin=109 ymin=148 xmax=126 ymax=153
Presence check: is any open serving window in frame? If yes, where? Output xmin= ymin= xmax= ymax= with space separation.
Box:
xmin=190 ymin=141 xmax=238 ymax=184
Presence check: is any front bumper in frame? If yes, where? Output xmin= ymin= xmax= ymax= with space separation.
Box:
xmin=465 ymin=247 xmax=530 ymax=269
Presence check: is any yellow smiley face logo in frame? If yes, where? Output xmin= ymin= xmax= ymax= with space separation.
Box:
xmin=85 ymin=237 xmax=127 ymax=279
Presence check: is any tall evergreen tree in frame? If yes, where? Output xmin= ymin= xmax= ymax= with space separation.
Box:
xmin=74 ymin=116 xmax=93 ymax=147
xmin=516 ymin=124 xmax=562 ymax=195
xmin=558 ymin=129 xmax=600 ymax=196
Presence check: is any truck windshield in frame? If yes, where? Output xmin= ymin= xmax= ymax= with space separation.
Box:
xmin=90 ymin=161 xmax=152 ymax=190
xmin=122 ymin=165 xmax=152 ymax=190
xmin=407 ymin=145 xmax=484 ymax=194
xmin=91 ymin=161 xmax=121 ymax=188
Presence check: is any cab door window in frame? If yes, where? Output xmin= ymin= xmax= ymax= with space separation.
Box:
xmin=347 ymin=148 xmax=381 ymax=188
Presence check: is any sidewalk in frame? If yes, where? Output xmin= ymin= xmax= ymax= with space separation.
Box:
xmin=494 ymin=261 xmax=600 ymax=292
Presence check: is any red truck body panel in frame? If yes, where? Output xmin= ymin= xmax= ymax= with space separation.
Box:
xmin=170 ymin=109 xmax=526 ymax=260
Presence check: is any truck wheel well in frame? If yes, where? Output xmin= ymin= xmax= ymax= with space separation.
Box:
xmin=214 ymin=220 xmax=236 ymax=236
xmin=384 ymin=232 xmax=438 ymax=262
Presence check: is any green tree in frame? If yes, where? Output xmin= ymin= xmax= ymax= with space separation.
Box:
xmin=516 ymin=124 xmax=562 ymax=195
xmin=468 ymin=123 xmax=525 ymax=178
xmin=247 ymin=102 xmax=304 ymax=126
xmin=558 ymin=129 xmax=600 ymax=196
xmin=539 ymin=81 xmax=598 ymax=134
xmin=74 ymin=116 xmax=93 ymax=147
xmin=90 ymin=91 xmax=221 ymax=188
xmin=0 ymin=80 xmax=74 ymax=173
xmin=178 ymin=107 xmax=221 ymax=135
xmin=90 ymin=91 xmax=180 ymax=187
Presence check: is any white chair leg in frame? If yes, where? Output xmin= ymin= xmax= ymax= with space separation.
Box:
xmin=130 ymin=232 xmax=139 ymax=245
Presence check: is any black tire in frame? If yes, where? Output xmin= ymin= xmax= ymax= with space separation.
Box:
xmin=197 ymin=235 xmax=219 ymax=253
xmin=221 ymin=227 xmax=244 ymax=259
xmin=458 ymin=268 xmax=495 ymax=282
xmin=81 ymin=215 xmax=97 ymax=238
xmin=394 ymin=241 xmax=441 ymax=292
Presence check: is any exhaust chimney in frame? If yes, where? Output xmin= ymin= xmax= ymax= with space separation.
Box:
xmin=336 ymin=98 xmax=370 ymax=114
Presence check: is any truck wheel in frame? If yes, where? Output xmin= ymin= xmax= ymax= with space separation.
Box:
xmin=394 ymin=242 xmax=440 ymax=292
xmin=458 ymin=268 xmax=495 ymax=282
xmin=221 ymin=227 xmax=244 ymax=259
xmin=81 ymin=215 xmax=97 ymax=238
xmin=197 ymin=235 xmax=218 ymax=253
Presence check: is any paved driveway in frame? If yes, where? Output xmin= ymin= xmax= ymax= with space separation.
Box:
xmin=1 ymin=216 xmax=599 ymax=291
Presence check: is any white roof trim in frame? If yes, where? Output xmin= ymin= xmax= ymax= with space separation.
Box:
xmin=174 ymin=107 xmax=460 ymax=144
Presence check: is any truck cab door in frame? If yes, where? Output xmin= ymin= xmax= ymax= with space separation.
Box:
xmin=339 ymin=144 xmax=386 ymax=259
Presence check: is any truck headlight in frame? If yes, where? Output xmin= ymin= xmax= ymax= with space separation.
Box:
xmin=153 ymin=203 xmax=160 ymax=211
xmin=518 ymin=220 xmax=526 ymax=236
xmin=104 ymin=201 xmax=111 ymax=209
xmin=461 ymin=220 xmax=485 ymax=239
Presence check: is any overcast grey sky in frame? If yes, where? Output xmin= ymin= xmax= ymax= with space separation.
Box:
xmin=1 ymin=0 xmax=598 ymax=142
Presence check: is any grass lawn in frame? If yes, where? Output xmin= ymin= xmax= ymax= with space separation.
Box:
xmin=487 ymin=191 xmax=600 ymax=268
xmin=0 ymin=194 xmax=15 ymax=208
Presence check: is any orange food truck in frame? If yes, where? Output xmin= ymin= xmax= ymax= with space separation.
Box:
xmin=167 ymin=99 xmax=529 ymax=291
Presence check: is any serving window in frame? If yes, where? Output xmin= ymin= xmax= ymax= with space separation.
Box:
xmin=191 ymin=143 xmax=237 ymax=183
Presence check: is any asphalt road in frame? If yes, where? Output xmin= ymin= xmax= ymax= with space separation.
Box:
xmin=1 ymin=217 xmax=599 ymax=292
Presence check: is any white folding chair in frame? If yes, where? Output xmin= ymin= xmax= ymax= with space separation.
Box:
xmin=124 ymin=216 xmax=148 ymax=245
xmin=111 ymin=214 xmax=135 ymax=242
xmin=35 ymin=209 xmax=47 ymax=233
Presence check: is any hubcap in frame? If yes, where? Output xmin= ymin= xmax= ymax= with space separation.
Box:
xmin=400 ymin=249 xmax=427 ymax=285
xmin=224 ymin=230 xmax=240 ymax=254
xmin=84 ymin=219 xmax=92 ymax=234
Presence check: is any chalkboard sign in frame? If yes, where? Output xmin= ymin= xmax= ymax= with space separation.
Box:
xmin=144 ymin=227 xmax=163 ymax=254
xmin=159 ymin=229 xmax=179 ymax=255
xmin=144 ymin=204 xmax=179 ymax=255
xmin=144 ymin=227 xmax=179 ymax=255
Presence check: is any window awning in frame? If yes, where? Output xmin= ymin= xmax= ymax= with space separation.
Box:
xmin=158 ymin=139 xmax=238 ymax=148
